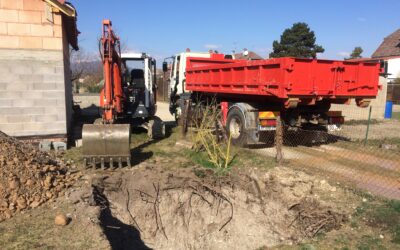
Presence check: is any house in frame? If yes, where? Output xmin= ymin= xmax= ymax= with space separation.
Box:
xmin=372 ymin=29 xmax=400 ymax=82
xmin=0 ymin=0 xmax=79 ymax=140
xmin=234 ymin=49 xmax=263 ymax=60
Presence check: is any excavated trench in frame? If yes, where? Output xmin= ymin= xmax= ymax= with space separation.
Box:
xmin=89 ymin=165 xmax=347 ymax=250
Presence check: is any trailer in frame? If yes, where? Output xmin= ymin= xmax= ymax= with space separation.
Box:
xmin=165 ymin=53 xmax=381 ymax=145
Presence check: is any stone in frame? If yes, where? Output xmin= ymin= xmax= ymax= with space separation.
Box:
xmin=54 ymin=214 xmax=70 ymax=226
xmin=30 ymin=201 xmax=40 ymax=208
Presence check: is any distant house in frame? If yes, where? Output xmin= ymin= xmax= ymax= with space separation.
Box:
xmin=372 ymin=29 xmax=400 ymax=82
xmin=234 ymin=51 xmax=263 ymax=60
xmin=0 ymin=0 xmax=79 ymax=139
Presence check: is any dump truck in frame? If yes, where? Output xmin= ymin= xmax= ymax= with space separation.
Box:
xmin=164 ymin=52 xmax=381 ymax=145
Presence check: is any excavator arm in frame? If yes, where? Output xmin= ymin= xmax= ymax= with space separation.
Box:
xmin=82 ymin=20 xmax=131 ymax=168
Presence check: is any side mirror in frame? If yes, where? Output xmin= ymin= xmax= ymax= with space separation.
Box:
xmin=162 ymin=61 xmax=168 ymax=72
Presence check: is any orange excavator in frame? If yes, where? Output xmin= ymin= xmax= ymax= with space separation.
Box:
xmin=82 ymin=20 xmax=164 ymax=168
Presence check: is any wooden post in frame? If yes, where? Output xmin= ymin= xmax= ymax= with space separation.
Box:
xmin=182 ymin=100 xmax=191 ymax=138
xmin=275 ymin=116 xmax=283 ymax=164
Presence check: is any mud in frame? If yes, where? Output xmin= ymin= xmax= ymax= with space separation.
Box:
xmin=86 ymin=164 xmax=347 ymax=250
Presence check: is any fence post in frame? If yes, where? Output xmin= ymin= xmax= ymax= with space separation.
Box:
xmin=181 ymin=99 xmax=191 ymax=138
xmin=364 ymin=106 xmax=372 ymax=146
xmin=275 ymin=116 xmax=283 ymax=164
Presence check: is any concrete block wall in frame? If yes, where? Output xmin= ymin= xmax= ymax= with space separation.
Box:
xmin=0 ymin=49 xmax=67 ymax=136
xmin=0 ymin=0 xmax=72 ymax=138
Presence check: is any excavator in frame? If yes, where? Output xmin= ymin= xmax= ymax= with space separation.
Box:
xmin=82 ymin=20 xmax=164 ymax=168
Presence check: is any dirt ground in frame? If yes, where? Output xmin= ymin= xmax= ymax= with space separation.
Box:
xmin=254 ymin=119 xmax=400 ymax=200
xmin=1 ymin=124 xmax=399 ymax=249
xmin=1 ymin=102 xmax=399 ymax=249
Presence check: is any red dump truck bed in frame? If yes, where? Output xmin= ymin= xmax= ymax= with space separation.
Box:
xmin=185 ymin=57 xmax=380 ymax=100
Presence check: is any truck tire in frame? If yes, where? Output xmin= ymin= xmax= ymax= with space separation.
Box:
xmin=148 ymin=116 xmax=166 ymax=139
xmin=226 ymin=108 xmax=247 ymax=146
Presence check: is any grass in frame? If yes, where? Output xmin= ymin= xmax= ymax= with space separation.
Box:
xmin=392 ymin=112 xmax=400 ymax=121
xmin=353 ymin=199 xmax=400 ymax=244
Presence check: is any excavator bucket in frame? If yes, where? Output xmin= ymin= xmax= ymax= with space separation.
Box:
xmin=82 ymin=124 xmax=131 ymax=168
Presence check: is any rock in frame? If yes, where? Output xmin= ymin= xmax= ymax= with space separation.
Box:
xmin=30 ymin=201 xmax=41 ymax=208
xmin=17 ymin=198 xmax=27 ymax=210
xmin=9 ymin=179 xmax=20 ymax=190
xmin=55 ymin=214 xmax=70 ymax=226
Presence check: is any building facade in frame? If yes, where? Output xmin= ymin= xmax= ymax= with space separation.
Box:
xmin=0 ymin=0 xmax=78 ymax=139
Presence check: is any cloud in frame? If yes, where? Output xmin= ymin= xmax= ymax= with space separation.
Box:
xmin=357 ymin=17 xmax=367 ymax=22
xmin=204 ymin=44 xmax=221 ymax=49
xmin=337 ymin=51 xmax=350 ymax=58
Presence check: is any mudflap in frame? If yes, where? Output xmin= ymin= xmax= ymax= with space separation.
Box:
xmin=82 ymin=124 xmax=131 ymax=169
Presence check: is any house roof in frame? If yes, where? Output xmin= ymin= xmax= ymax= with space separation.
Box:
xmin=234 ymin=51 xmax=263 ymax=60
xmin=371 ymin=29 xmax=400 ymax=58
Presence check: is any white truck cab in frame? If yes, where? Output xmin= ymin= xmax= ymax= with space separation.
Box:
xmin=163 ymin=52 xmax=214 ymax=116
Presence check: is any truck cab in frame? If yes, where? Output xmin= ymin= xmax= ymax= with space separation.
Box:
xmin=164 ymin=52 xmax=218 ymax=118
xmin=121 ymin=53 xmax=157 ymax=119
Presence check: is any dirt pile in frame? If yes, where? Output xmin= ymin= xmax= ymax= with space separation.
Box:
xmin=87 ymin=164 xmax=348 ymax=250
xmin=0 ymin=131 xmax=80 ymax=221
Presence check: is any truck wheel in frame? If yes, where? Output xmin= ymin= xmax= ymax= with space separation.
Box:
xmin=226 ymin=108 xmax=247 ymax=146
xmin=148 ymin=116 xmax=166 ymax=139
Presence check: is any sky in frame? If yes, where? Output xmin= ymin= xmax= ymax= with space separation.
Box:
xmin=71 ymin=0 xmax=400 ymax=61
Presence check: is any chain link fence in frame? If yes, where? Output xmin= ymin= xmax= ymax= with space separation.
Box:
xmin=266 ymin=102 xmax=400 ymax=200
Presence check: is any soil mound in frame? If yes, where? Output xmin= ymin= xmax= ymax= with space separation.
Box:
xmin=89 ymin=165 xmax=347 ymax=250
xmin=0 ymin=131 xmax=79 ymax=221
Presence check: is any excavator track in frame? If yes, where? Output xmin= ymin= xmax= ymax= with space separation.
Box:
xmin=82 ymin=124 xmax=131 ymax=169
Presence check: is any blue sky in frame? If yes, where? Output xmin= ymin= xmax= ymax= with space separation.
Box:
xmin=71 ymin=0 xmax=400 ymax=60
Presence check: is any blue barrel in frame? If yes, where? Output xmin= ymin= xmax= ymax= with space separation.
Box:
xmin=384 ymin=101 xmax=393 ymax=119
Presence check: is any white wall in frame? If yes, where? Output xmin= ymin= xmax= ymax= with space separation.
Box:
xmin=387 ymin=58 xmax=400 ymax=81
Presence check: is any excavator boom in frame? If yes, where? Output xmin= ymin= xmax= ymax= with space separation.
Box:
xmin=82 ymin=20 xmax=131 ymax=168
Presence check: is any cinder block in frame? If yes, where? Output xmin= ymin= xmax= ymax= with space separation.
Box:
xmin=0 ymin=99 xmax=12 ymax=107
xmin=6 ymin=114 xmax=33 ymax=123
xmin=0 ymin=22 xmax=6 ymax=35
xmin=21 ymin=107 xmax=45 ymax=115
xmin=42 ymin=37 xmax=62 ymax=50
xmin=22 ymin=90 xmax=42 ymax=99
xmin=34 ymin=114 xmax=58 ymax=122
xmin=1 ymin=0 xmax=23 ymax=9
xmin=10 ymin=62 xmax=33 ymax=74
xmin=43 ymin=121 xmax=66 ymax=131
xmin=22 ymin=122 xmax=45 ymax=131
xmin=30 ymin=24 xmax=53 ymax=37
xmin=23 ymin=0 xmax=44 ymax=11
xmin=19 ymin=36 xmax=42 ymax=49
xmin=44 ymin=90 xmax=65 ymax=99
xmin=0 ymin=82 xmax=7 ymax=90
xmin=0 ymin=91 xmax=22 ymax=99
xmin=0 ymin=9 xmax=19 ymax=22
xmin=0 ymin=35 xmax=19 ymax=49
xmin=52 ymin=141 xmax=67 ymax=151
xmin=7 ymin=83 xmax=34 ymax=91
xmin=19 ymin=74 xmax=43 ymax=82
xmin=0 ymin=107 xmax=22 ymax=115
xmin=13 ymin=99 xmax=35 ymax=107
xmin=18 ymin=10 xmax=42 ymax=23
xmin=7 ymin=23 xmax=31 ymax=36
xmin=43 ymin=74 xmax=64 ymax=83
xmin=35 ymin=65 xmax=55 ymax=75
xmin=33 ymin=82 xmax=56 ymax=90
xmin=34 ymin=99 xmax=58 ymax=106
xmin=0 ymin=123 xmax=24 ymax=135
